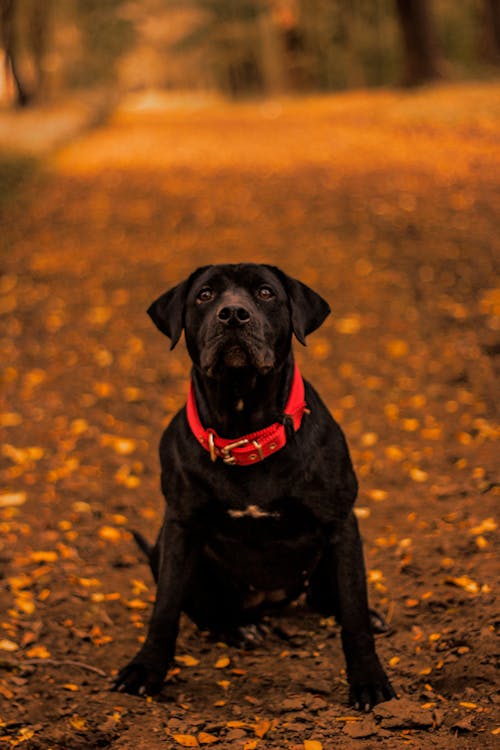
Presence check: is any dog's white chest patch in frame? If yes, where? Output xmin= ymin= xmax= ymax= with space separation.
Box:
xmin=228 ymin=504 xmax=280 ymax=519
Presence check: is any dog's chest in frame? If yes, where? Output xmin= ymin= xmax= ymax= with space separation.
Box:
xmin=205 ymin=497 xmax=322 ymax=590
xmin=226 ymin=503 xmax=281 ymax=520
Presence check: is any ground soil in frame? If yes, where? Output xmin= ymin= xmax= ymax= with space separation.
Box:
xmin=0 ymin=83 xmax=499 ymax=749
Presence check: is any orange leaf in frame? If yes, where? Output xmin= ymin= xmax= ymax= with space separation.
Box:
xmin=198 ymin=732 xmax=219 ymax=745
xmin=254 ymin=719 xmax=270 ymax=738
xmin=175 ymin=654 xmax=200 ymax=667
xmin=171 ymin=734 xmax=199 ymax=747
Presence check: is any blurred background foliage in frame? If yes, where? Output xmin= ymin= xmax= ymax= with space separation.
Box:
xmin=0 ymin=0 xmax=499 ymax=106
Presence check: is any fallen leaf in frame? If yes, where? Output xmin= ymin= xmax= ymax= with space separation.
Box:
xmin=469 ymin=518 xmax=496 ymax=535
xmin=0 ymin=491 xmax=27 ymax=508
xmin=446 ymin=576 xmax=480 ymax=594
xmin=175 ymin=654 xmax=200 ymax=667
xmin=198 ymin=732 xmax=218 ymax=745
xmin=98 ymin=526 xmax=121 ymax=542
xmin=304 ymin=741 xmax=323 ymax=750
xmin=214 ymin=656 xmax=230 ymax=669
xmin=30 ymin=550 xmax=58 ymax=563
xmin=25 ymin=645 xmax=51 ymax=658
xmin=0 ymin=639 xmax=18 ymax=652
xmin=254 ymin=719 xmax=271 ymax=738
xmin=69 ymin=716 xmax=87 ymax=730
xmin=171 ymin=734 xmax=199 ymax=747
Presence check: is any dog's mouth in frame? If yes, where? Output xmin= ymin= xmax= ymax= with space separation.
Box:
xmin=200 ymin=334 xmax=274 ymax=377
xmin=223 ymin=344 xmax=249 ymax=368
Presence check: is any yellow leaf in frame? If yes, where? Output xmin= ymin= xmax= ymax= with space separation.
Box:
xmin=62 ymin=683 xmax=79 ymax=691
xmin=244 ymin=742 xmax=259 ymax=750
xmin=226 ymin=721 xmax=247 ymax=729
xmin=354 ymin=507 xmax=370 ymax=519
xmin=0 ymin=639 xmax=19 ymax=652
xmin=124 ymin=598 xmax=148 ymax=610
xmin=446 ymin=575 xmax=479 ymax=594
xmin=0 ymin=491 xmax=27 ymax=507
xmin=403 ymin=418 xmax=420 ymax=432
xmin=175 ymin=654 xmax=200 ymax=667
xmin=304 ymin=741 xmax=323 ymax=750
xmin=459 ymin=702 xmax=477 ymax=709
xmin=367 ymin=569 xmax=384 ymax=583
xmin=254 ymin=719 xmax=271 ymax=738
xmin=368 ymin=488 xmax=388 ymax=501
xmin=470 ymin=518 xmax=497 ymax=535
xmin=171 ymin=734 xmax=198 ymax=747
xmin=389 ymin=656 xmax=400 ymax=667
xmin=30 ymin=550 xmax=58 ymax=563
xmin=405 ymin=598 xmax=419 ymax=608
xmin=26 ymin=645 xmax=51 ymax=658
xmin=214 ymin=656 xmax=230 ymax=669
xmin=98 ymin=525 xmax=121 ymax=542
xmin=311 ymin=338 xmax=331 ymax=359
xmin=198 ymin=732 xmax=219 ymax=745
xmin=386 ymin=339 xmax=408 ymax=358
xmin=475 ymin=535 xmax=488 ymax=549
xmin=0 ymin=412 xmax=22 ymax=427
xmin=335 ymin=316 xmax=361 ymax=334
xmin=16 ymin=594 xmax=35 ymax=615
xmin=409 ymin=468 xmax=428 ymax=482
xmin=113 ymin=438 xmax=137 ymax=455
xmin=70 ymin=716 xmax=87 ymax=730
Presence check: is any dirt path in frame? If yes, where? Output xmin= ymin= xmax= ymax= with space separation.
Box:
xmin=0 ymin=83 xmax=499 ymax=749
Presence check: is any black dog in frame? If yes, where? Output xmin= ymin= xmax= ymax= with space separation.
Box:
xmin=113 ymin=263 xmax=395 ymax=710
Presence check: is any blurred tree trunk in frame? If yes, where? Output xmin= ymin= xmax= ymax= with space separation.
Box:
xmin=480 ymin=0 xmax=500 ymax=62
xmin=1 ymin=0 xmax=30 ymax=106
xmin=394 ymin=0 xmax=442 ymax=86
xmin=28 ymin=0 xmax=52 ymax=99
xmin=258 ymin=10 xmax=287 ymax=94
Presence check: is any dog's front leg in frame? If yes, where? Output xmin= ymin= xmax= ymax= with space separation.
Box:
xmin=113 ymin=515 xmax=200 ymax=696
xmin=334 ymin=511 xmax=396 ymax=710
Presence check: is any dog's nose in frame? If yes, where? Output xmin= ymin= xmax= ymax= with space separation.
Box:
xmin=217 ymin=305 xmax=251 ymax=325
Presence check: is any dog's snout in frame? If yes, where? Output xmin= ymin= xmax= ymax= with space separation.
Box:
xmin=217 ymin=305 xmax=251 ymax=325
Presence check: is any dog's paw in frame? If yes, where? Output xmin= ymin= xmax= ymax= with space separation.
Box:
xmin=349 ymin=666 xmax=396 ymax=712
xmin=369 ymin=607 xmax=392 ymax=634
xmin=112 ymin=659 xmax=166 ymax=696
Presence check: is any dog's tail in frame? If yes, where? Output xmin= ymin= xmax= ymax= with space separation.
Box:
xmin=131 ymin=530 xmax=159 ymax=582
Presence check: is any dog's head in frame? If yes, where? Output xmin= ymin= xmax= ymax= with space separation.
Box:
xmin=148 ymin=264 xmax=330 ymax=377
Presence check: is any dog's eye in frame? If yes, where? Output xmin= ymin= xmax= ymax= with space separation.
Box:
xmin=257 ymin=286 xmax=274 ymax=300
xmin=197 ymin=287 xmax=214 ymax=303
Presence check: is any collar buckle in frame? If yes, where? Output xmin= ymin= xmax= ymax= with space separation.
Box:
xmin=220 ymin=438 xmax=250 ymax=464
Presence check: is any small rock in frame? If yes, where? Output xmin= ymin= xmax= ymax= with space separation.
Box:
xmin=373 ymin=698 xmax=434 ymax=729
xmin=225 ymin=728 xmax=246 ymax=740
xmin=343 ymin=717 xmax=379 ymax=738
xmin=305 ymin=696 xmax=328 ymax=712
xmin=451 ymin=718 xmax=474 ymax=733
xmin=301 ymin=678 xmax=332 ymax=695
xmin=280 ymin=696 xmax=305 ymax=712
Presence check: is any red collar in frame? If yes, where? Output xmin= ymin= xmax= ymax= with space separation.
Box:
xmin=186 ymin=364 xmax=308 ymax=466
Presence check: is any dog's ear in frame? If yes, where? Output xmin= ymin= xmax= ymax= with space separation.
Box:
xmin=147 ymin=266 xmax=211 ymax=349
xmin=268 ymin=267 xmax=331 ymax=345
